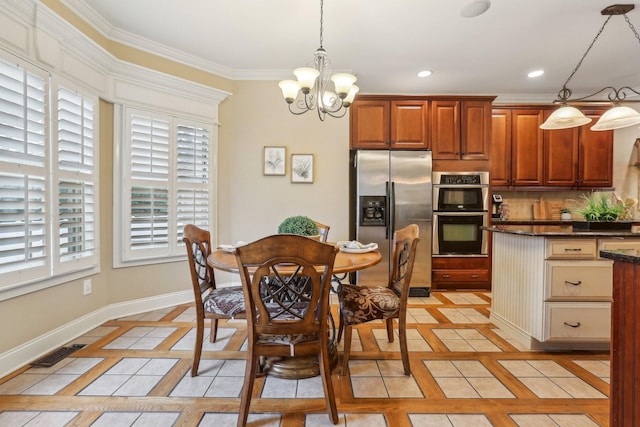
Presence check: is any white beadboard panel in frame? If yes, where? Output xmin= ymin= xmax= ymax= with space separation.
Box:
xmin=491 ymin=233 xmax=546 ymax=341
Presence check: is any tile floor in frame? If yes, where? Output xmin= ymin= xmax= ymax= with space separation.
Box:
xmin=0 ymin=291 xmax=610 ymax=426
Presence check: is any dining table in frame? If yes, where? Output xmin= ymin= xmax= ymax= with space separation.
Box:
xmin=207 ymin=242 xmax=382 ymax=379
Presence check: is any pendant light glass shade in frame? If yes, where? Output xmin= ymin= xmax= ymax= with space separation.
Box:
xmin=590 ymin=105 xmax=640 ymax=131
xmin=540 ymin=106 xmax=592 ymax=130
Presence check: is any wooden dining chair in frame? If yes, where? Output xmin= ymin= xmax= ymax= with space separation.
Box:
xmin=182 ymin=224 xmax=246 ymax=377
xmin=337 ymin=224 xmax=420 ymax=376
xmin=234 ymin=234 xmax=339 ymax=426
xmin=313 ymin=220 xmax=330 ymax=242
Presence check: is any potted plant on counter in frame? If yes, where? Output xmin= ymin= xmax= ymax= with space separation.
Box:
xmin=573 ymin=192 xmax=629 ymax=231
xmin=278 ymin=215 xmax=320 ymax=239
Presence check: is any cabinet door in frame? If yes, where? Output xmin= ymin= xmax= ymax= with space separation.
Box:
xmin=461 ymin=100 xmax=491 ymax=160
xmin=430 ymin=100 xmax=460 ymax=159
xmin=390 ymin=100 xmax=429 ymax=149
xmin=579 ymin=113 xmax=613 ymax=187
xmin=350 ymin=100 xmax=390 ymax=149
xmin=543 ymin=111 xmax=579 ymax=187
xmin=511 ymin=109 xmax=544 ymax=186
xmin=490 ymin=109 xmax=511 ymax=186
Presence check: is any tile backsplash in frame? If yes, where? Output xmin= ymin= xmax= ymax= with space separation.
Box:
xmin=494 ymin=190 xmax=628 ymax=220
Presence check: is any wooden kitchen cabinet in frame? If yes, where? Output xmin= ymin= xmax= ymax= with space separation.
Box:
xmin=431 ymin=256 xmax=491 ymax=291
xmin=350 ymin=99 xmax=429 ymax=149
xmin=491 ymin=108 xmax=544 ymax=187
xmin=431 ymin=100 xmax=491 ymax=160
xmin=543 ymin=109 xmax=613 ymax=188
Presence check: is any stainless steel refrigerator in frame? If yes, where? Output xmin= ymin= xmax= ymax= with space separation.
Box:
xmin=352 ymin=150 xmax=432 ymax=295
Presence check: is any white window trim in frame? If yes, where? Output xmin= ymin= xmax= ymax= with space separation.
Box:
xmin=0 ymin=53 xmax=100 ymax=301
xmin=113 ymin=105 xmax=216 ymax=268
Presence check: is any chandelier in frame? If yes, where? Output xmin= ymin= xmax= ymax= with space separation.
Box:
xmin=541 ymin=4 xmax=640 ymax=131
xmin=278 ymin=0 xmax=358 ymax=121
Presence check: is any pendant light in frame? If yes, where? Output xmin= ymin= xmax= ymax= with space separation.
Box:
xmin=541 ymin=4 xmax=640 ymax=131
xmin=278 ymin=0 xmax=358 ymax=121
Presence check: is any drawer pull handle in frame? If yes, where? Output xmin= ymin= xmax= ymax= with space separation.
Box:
xmin=564 ymin=248 xmax=582 ymax=252
xmin=564 ymin=280 xmax=582 ymax=286
xmin=470 ymin=274 xmax=480 ymax=278
xmin=442 ymin=274 xmax=451 ymax=278
xmin=564 ymin=322 xmax=581 ymax=328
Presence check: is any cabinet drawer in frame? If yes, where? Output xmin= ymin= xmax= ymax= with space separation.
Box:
xmin=546 ymin=239 xmax=597 ymax=259
xmin=544 ymin=302 xmax=610 ymax=341
xmin=432 ymin=269 xmax=488 ymax=282
xmin=545 ymin=261 xmax=612 ymax=300
xmin=598 ymin=238 xmax=640 ymax=259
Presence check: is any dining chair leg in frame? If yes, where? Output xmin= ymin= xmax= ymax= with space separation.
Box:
xmin=385 ymin=318 xmax=394 ymax=342
xmin=237 ymin=349 xmax=259 ymax=427
xmin=319 ymin=343 xmax=339 ymax=424
xmin=209 ymin=318 xmax=218 ymax=343
xmin=398 ymin=317 xmax=411 ymax=376
xmin=337 ymin=313 xmax=344 ymax=343
xmin=341 ymin=326 xmax=353 ymax=375
xmin=191 ymin=317 xmax=205 ymax=377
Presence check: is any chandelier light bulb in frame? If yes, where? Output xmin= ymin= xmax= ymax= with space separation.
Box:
xmin=331 ymin=73 xmax=357 ymax=98
xmin=343 ymin=85 xmax=360 ymax=107
xmin=278 ymin=80 xmax=301 ymax=104
xmin=293 ymin=68 xmax=320 ymax=93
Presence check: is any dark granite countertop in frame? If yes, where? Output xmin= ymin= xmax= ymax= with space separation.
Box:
xmin=600 ymin=249 xmax=640 ymax=264
xmin=482 ymin=224 xmax=640 ymax=237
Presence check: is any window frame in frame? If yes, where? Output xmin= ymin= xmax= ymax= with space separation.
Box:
xmin=0 ymin=53 xmax=100 ymax=301
xmin=113 ymin=105 xmax=216 ymax=267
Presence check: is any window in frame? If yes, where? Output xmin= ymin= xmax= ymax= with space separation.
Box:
xmin=115 ymin=107 xmax=213 ymax=266
xmin=0 ymin=55 xmax=98 ymax=297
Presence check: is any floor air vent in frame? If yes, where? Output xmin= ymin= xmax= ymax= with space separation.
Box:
xmin=30 ymin=344 xmax=86 ymax=367
xmin=409 ymin=287 xmax=431 ymax=297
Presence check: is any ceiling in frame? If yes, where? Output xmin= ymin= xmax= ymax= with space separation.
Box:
xmin=65 ymin=0 xmax=640 ymax=102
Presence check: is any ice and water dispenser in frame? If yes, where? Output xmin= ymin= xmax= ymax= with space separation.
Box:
xmin=360 ymin=196 xmax=386 ymax=226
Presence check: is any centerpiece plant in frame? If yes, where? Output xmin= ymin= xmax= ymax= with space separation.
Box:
xmin=277 ymin=215 xmax=319 ymax=237
xmin=576 ymin=192 xmax=624 ymax=222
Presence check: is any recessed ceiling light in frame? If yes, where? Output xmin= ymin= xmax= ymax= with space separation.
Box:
xmin=460 ymin=0 xmax=491 ymax=18
xmin=417 ymin=70 xmax=433 ymax=78
xmin=528 ymin=70 xmax=544 ymax=78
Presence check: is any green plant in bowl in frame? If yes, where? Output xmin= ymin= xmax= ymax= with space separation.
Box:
xmin=277 ymin=215 xmax=319 ymax=236
xmin=577 ymin=192 xmax=624 ymax=222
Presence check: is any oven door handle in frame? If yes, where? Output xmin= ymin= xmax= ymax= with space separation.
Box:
xmin=433 ymin=211 xmax=488 ymax=216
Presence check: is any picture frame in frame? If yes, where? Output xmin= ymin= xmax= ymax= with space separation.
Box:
xmin=263 ymin=146 xmax=286 ymax=176
xmin=291 ymin=154 xmax=314 ymax=183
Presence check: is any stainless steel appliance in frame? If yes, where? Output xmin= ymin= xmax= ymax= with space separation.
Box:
xmin=432 ymin=171 xmax=489 ymax=256
xmin=353 ymin=150 xmax=432 ymax=296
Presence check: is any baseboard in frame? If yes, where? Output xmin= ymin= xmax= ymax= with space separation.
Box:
xmin=0 ymin=289 xmax=192 ymax=379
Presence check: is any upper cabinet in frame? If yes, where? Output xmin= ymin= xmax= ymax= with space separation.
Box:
xmin=350 ymin=99 xmax=429 ymax=149
xmin=492 ymin=106 xmax=613 ymax=189
xmin=431 ymin=100 xmax=491 ymax=160
xmin=350 ymin=96 xmax=495 ymax=153
xmin=491 ymin=108 xmax=544 ymax=187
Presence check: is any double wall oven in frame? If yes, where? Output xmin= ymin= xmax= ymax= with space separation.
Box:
xmin=432 ymin=171 xmax=489 ymax=256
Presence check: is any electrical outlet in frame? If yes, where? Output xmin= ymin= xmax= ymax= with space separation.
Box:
xmin=83 ymin=279 xmax=92 ymax=295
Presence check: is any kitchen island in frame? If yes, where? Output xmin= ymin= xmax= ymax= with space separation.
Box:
xmin=599 ymin=249 xmax=640 ymax=425
xmin=483 ymin=224 xmax=640 ymax=350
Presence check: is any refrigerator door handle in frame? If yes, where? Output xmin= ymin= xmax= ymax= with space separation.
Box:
xmin=389 ymin=181 xmax=395 ymax=238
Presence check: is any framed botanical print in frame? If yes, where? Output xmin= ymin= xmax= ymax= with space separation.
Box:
xmin=291 ymin=154 xmax=314 ymax=183
xmin=263 ymin=146 xmax=286 ymax=176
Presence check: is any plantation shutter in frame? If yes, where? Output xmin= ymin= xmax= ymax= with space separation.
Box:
xmin=129 ymin=114 xmax=170 ymax=251
xmin=176 ymin=124 xmax=209 ymax=242
xmin=0 ymin=58 xmax=48 ymax=281
xmin=55 ymin=86 xmax=97 ymax=270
